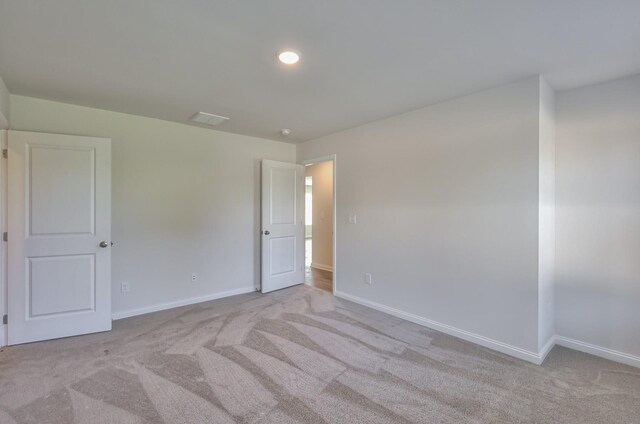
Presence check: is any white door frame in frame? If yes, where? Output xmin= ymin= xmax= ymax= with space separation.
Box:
xmin=0 ymin=130 xmax=7 ymax=346
xmin=300 ymin=154 xmax=337 ymax=295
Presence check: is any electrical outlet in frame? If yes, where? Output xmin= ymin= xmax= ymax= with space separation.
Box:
xmin=191 ymin=273 xmax=198 ymax=282
xmin=364 ymin=273 xmax=372 ymax=285
xmin=121 ymin=281 xmax=131 ymax=293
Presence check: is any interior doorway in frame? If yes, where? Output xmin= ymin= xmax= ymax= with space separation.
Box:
xmin=303 ymin=159 xmax=334 ymax=292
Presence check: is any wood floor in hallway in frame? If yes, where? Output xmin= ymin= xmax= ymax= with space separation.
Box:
xmin=305 ymin=266 xmax=332 ymax=292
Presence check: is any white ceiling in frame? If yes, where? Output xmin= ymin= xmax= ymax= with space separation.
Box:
xmin=1 ymin=0 xmax=639 ymax=143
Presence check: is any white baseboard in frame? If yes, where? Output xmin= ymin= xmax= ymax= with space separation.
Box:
xmin=310 ymin=263 xmax=333 ymax=272
xmin=8 ymin=283 xmax=639 ymax=369
xmin=112 ymin=286 xmax=257 ymax=320
xmin=538 ymin=335 xmax=557 ymax=363
xmin=554 ymin=336 xmax=640 ymax=369
xmin=334 ymin=290 xmax=640 ymax=369
xmin=334 ymin=290 xmax=546 ymax=365
xmin=0 ymin=326 xmax=6 ymax=348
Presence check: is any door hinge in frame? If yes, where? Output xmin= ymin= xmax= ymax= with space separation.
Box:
xmin=2 ymin=315 xmax=7 ymax=325
xmin=2 ymin=149 xmax=7 ymax=159
xmin=2 ymin=232 xmax=6 ymax=242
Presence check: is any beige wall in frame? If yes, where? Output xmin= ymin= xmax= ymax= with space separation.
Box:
xmin=9 ymin=95 xmax=296 ymax=317
xmin=298 ymin=76 xmax=544 ymax=356
xmin=537 ymin=77 xmax=556 ymax=351
xmin=555 ymin=74 xmax=640 ymax=358
xmin=0 ymin=74 xmax=9 ymax=128
xmin=305 ymin=161 xmax=333 ymax=270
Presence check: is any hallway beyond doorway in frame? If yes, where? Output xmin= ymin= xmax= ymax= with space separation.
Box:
xmin=305 ymin=267 xmax=333 ymax=292
xmin=304 ymin=159 xmax=334 ymax=293
xmin=305 ymin=239 xmax=332 ymax=291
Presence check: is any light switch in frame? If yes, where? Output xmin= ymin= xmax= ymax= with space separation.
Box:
xmin=348 ymin=214 xmax=357 ymax=224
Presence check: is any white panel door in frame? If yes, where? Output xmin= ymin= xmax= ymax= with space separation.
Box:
xmin=8 ymin=131 xmax=111 ymax=345
xmin=261 ymin=160 xmax=304 ymax=293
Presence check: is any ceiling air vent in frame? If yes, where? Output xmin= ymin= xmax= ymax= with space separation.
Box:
xmin=189 ymin=112 xmax=230 ymax=126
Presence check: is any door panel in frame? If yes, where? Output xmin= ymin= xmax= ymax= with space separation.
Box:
xmin=270 ymin=236 xmax=296 ymax=275
xmin=29 ymin=254 xmax=95 ymax=317
xmin=30 ymin=145 xmax=95 ymax=235
xmin=270 ymin=168 xmax=296 ymax=224
xmin=261 ymin=160 xmax=304 ymax=293
xmin=8 ymin=131 xmax=111 ymax=345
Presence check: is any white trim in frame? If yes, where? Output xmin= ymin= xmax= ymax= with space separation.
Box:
xmin=300 ymin=154 xmax=337 ymax=296
xmin=554 ymin=336 xmax=640 ymax=369
xmin=310 ymin=262 xmax=333 ymax=272
xmin=334 ymin=290 xmax=547 ymax=364
xmin=112 ymin=286 xmax=256 ymax=320
xmin=300 ymin=155 xmax=335 ymax=165
xmin=334 ymin=291 xmax=640 ymax=369
xmin=0 ymin=130 xmax=6 ymax=347
xmin=538 ymin=335 xmax=557 ymax=364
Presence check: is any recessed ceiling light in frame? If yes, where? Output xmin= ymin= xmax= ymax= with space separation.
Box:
xmin=277 ymin=49 xmax=300 ymax=65
xmin=281 ymin=128 xmax=291 ymax=136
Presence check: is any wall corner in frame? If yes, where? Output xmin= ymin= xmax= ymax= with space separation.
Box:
xmin=537 ymin=75 xmax=556 ymax=351
xmin=0 ymin=74 xmax=10 ymax=130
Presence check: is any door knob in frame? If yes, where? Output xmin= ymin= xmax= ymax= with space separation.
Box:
xmin=99 ymin=241 xmax=109 ymax=248
xmin=263 ymin=230 xmax=270 ymax=235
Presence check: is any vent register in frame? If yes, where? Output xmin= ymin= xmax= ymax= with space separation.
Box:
xmin=189 ymin=112 xmax=230 ymax=126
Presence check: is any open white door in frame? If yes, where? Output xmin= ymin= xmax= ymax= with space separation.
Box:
xmin=8 ymin=131 xmax=112 ymax=345
xmin=261 ymin=160 xmax=304 ymax=293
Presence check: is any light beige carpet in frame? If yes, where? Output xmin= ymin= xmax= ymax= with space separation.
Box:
xmin=0 ymin=285 xmax=638 ymax=423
